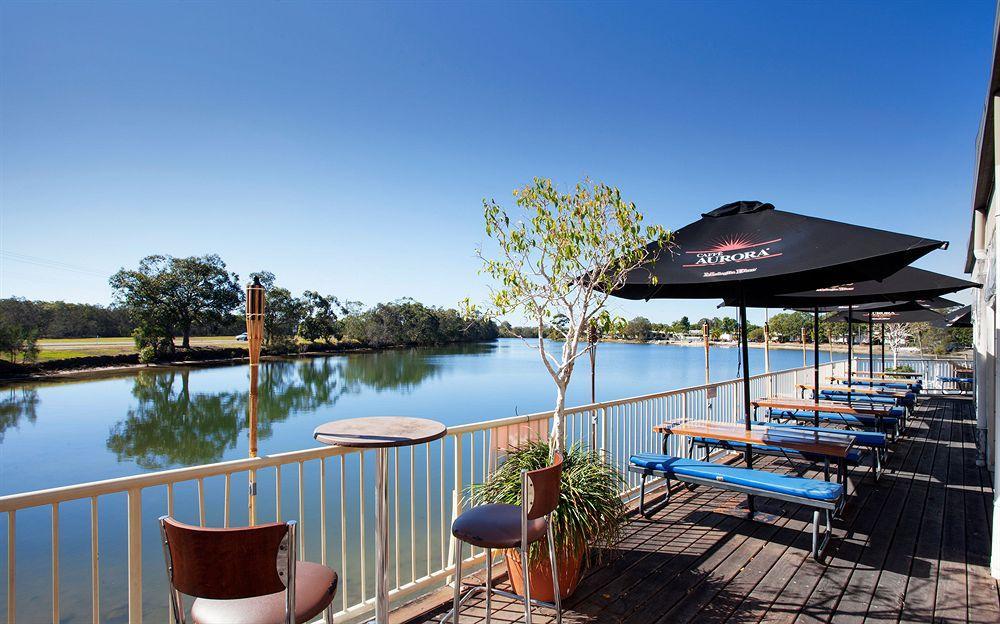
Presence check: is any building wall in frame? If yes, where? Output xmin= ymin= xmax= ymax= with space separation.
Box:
xmin=971 ymin=95 xmax=1000 ymax=578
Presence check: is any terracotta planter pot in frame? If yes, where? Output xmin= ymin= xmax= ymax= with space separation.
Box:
xmin=504 ymin=544 xmax=583 ymax=602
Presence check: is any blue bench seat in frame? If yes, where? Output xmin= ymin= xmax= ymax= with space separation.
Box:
xmin=849 ymin=381 xmax=920 ymax=392
xmin=628 ymin=453 xmax=844 ymax=560
xmin=629 ymin=454 xmax=844 ymax=501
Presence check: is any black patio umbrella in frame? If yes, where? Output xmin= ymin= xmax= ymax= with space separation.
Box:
xmin=729 ymin=267 xmax=976 ymax=309
xmin=605 ymin=201 xmax=946 ymax=502
xmin=729 ymin=268 xmax=979 ymax=397
xmin=923 ymin=296 xmax=963 ymax=311
xmin=945 ymin=305 xmax=972 ymax=328
xmin=827 ymin=302 xmax=947 ymax=375
xmin=614 ymin=203 xmax=946 ymax=301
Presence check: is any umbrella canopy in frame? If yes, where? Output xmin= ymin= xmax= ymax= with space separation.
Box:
xmin=826 ymin=302 xmax=948 ymax=325
xmin=612 ymin=201 xmax=946 ymax=301
xmin=945 ymin=304 xmax=972 ymax=328
xmin=605 ymin=201 xmax=947 ymax=511
xmin=726 ymin=266 xmax=978 ymax=308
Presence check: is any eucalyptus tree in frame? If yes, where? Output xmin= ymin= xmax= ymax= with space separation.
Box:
xmin=474 ymin=177 xmax=670 ymax=452
xmin=111 ymin=254 xmax=242 ymax=350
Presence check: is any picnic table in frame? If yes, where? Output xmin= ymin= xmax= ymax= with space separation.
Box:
xmin=751 ymin=396 xmax=898 ymax=435
xmin=829 ymin=375 xmax=919 ymax=386
xmin=870 ymin=370 xmax=922 ymax=378
xmin=797 ymin=383 xmax=909 ymax=398
xmin=653 ymin=419 xmax=856 ymax=482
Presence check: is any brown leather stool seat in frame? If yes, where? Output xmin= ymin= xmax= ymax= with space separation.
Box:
xmin=451 ymin=503 xmax=547 ymax=549
xmin=191 ymin=562 xmax=338 ymax=624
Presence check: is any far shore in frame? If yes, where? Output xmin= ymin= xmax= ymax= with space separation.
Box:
xmin=2 ymin=336 xmax=966 ymax=386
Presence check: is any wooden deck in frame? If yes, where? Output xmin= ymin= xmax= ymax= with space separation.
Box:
xmin=408 ymin=396 xmax=999 ymax=624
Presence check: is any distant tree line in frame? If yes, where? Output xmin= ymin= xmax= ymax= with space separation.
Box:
xmin=496 ymin=309 xmax=971 ymax=353
xmin=0 ymin=253 xmax=498 ymax=364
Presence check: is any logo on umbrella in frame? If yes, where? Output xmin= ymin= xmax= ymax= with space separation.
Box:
xmin=682 ymin=235 xmax=782 ymax=270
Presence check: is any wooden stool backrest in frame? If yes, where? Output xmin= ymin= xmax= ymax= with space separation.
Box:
xmin=523 ymin=452 xmax=563 ymax=520
xmin=159 ymin=516 xmax=292 ymax=600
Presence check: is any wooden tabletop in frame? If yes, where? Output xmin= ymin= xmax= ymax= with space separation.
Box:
xmin=653 ymin=419 xmax=855 ymax=458
xmin=752 ymin=396 xmax=894 ymax=415
xmin=797 ymin=384 xmax=907 ymax=397
xmin=829 ymin=375 xmax=918 ymax=386
xmin=955 ymin=367 xmax=973 ymax=375
xmin=313 ymin=416 xmax=447 ymax=449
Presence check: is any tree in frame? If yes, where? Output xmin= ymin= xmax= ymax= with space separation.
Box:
xmin=884 ymin=323 xmax=911 ymax=367
xmin=768 ymin=311 xmax=812 ymax=342
xmin=110 ymin=254 xmax=243 ymax=349
xmin=625 ymin=316 xmax=653 ymax=340
xmin=678 ymin=316 xmax=691 ymax=332
xmin=476 ymin=177 xmax=669 ymax=452
xmin=0 ymin=323 xmax=39 ymax=364
xmin=299 ymin=291 xmax=343 ymax=343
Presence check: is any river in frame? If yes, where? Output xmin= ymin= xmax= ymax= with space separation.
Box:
xmin=0 ymin=338 xmax=843 ymax=622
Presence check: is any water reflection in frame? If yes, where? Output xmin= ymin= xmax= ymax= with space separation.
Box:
xmin=0 ymin=387 xmax=39 ymax=443
xmin=103 ymin=345 xmax=480 ymax=468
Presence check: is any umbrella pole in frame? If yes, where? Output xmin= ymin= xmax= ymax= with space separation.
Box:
xmin=847 ymin=306 xmax=853 ymax=400
xmin=814 ymin=308 xmax=820 ymax=427
xmin=738 ymin=295 xmax=754 ymax=516
xmin=881 ymin=324 xmax=886 ymax=372
xmin=868 ymin=316 xmax=874 ymax=378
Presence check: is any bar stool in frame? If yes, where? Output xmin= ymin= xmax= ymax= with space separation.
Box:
xmin=158 ymin=516 xmax=338 ymax=624
xmin=446 ymin=452 xmax=563 ymax=624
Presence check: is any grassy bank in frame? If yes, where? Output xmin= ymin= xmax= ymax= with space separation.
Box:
xmin=35 ymin=336 xmax=247 ymax=362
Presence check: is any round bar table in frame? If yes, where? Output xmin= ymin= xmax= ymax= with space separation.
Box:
xmin=313 ymin=416 xmax=447 ymax=624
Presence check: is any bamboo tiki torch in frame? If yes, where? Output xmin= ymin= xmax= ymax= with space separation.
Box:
xmin=828 ymin=325 xmax=834 ymax=364
xmin=801 ymin=326 xmax=807 ymax=367
xmin=246 ymin=277 xmax=265 ymax=525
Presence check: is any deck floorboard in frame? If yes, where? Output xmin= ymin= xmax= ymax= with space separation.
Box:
xmin=406 ymin=397 xmax=997 ymax=624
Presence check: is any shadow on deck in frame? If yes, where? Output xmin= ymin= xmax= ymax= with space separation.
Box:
xmin=405 ymin=396 xmax=999 ymax=624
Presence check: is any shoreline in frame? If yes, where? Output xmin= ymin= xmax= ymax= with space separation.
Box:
xmin=2 ymin=337 xmax=964 ymax=386
xmin=0 ymin=341 xmax=482 ymax=386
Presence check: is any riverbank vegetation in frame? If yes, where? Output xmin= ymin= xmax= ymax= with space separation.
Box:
xmin=0 ymin=253 xmax=498 ymax=371
xmin=500 ymin=309 xmax=971 ymax=354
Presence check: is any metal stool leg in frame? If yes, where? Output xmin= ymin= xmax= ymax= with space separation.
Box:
xmin=452 ymin=539 xmax=463 ymax=624
xmin=485 ymin=548 xmax=492 ymax=623
xmin=522 ymin=544 xmax=532 ymax=624
xmin=546 ymin=524 xmax=562 ymax=624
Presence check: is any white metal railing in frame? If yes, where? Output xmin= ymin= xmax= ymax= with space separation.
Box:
xmin=851 ymin=356 xmax=971 ymax=391
xmin=0 ymin=360 xmax=846 ymax=624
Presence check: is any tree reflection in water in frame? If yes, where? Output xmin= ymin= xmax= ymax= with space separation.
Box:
xmin=0 ymin=387 xmax=40 ymax=444
xmin=104 ymin=343 xmax=494 ymax=468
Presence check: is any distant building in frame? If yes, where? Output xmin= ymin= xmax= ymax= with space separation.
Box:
xmin=964 ymin=6 xmax=1000 ymax=578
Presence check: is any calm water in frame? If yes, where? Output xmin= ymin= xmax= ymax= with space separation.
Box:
xmin=0 ymin=339 xmax=842 ymax=494
xmin=0 ymin=339 xmax=843 ymax=623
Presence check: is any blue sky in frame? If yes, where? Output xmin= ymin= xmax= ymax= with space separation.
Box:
xmin=0 ymin=1 xmax=993 ymax=325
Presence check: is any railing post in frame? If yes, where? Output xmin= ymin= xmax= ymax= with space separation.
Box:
xmin=7 ymin=510 xmax=15 ymax=624
xmin=601 ymin=406 xmax=609 ymax=454
xmin=590 ymin=410 xmax=599 ymax=452
xmin=447 ymin=434 xmax=463 ymax=585
xmin=127 ymin=489 xmax=142 ymax=624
